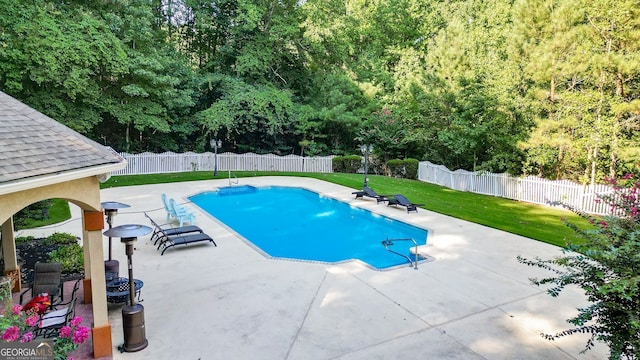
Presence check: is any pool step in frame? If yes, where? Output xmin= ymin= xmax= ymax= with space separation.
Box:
xmin=218 ymin=185 xmax=256 ymax=195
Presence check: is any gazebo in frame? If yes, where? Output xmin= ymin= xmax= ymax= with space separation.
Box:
xmin=0 ymin=91 xmax=126 ymax=357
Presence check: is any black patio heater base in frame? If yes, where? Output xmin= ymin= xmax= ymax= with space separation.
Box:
xmin=119 ymin=303 xmax=148 ymax=353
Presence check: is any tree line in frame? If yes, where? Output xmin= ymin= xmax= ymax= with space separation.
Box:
xmin=0 ymin=0 xmax=638 ymax=184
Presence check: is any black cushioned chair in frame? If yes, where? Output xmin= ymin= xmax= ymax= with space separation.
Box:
xmin=387 ymin=194 xmax=423 ymax=213
xmin=20 ymin=262 xmax=63 ymax=305
xmin=152 ymin=225 xmax=217 ymax=255
xmin=145 ymin=212 xmax=203 ymax=246
xmin=352 ymin=186 xmax=389 ymax=203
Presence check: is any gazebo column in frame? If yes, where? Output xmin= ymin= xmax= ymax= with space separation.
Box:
xmin=83 ymin=210 xmax=113 ymax=358
xmin=1 ymin=217 xmax=20 ymax=292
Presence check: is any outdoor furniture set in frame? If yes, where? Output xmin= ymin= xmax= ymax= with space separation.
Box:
xmin=149 ymin=196 xmax=217 ymax=255
xmin=19 ymin=264 xmax=82 ymax=339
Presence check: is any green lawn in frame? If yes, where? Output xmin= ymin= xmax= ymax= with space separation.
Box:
xmin=17 ymin=198 xmax=72 ymax=230
xmin=101 ymin=171 xmax=594 ymax=247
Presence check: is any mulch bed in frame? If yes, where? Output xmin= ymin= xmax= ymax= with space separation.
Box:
xmin=14 ymin=240 xmax=84 ymax=286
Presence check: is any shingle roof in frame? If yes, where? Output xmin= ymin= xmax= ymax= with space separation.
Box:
xmin=0 ymin=91 xmax=124 ymax=184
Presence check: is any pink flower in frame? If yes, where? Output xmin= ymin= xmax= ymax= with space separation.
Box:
xmin=20 ymin=332 xmax=33 ymax=343
xmin=11 ymin=304 xmax=22 ymax=315
xmin=601 ymin=221 xmax=608 ymax=227
xmin=25 ymin=315 xmax=39 ymax=327
xmin=2 ymin=326 xmax=20 ymax=342
xmin=72 ymin=326 xmax=90 ymax=345
xmin=59 ymin=325 xmax=72 ymax=339
xmin=69 ymin=316 xmax=82 ymax=327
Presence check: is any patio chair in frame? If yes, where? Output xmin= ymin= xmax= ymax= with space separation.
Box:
xmin=169 ymin=198 xmax=196 ymax=227
xmin=387 ymin=194 xmax=424 ymax=213
xmin=161 ymin=193 xmax=173 ymax=221
xmin=20 ymin=262 xmax=63 ymax=306
xmin=144 ymin=212 xmax=203 ymax=245
xmin=352 ymin=186 xmax=389 ymax=203
xmin=33 ymin=279 xmax=81 ymax=338
xmin=156 ymin=228 xmax=217 ymax=255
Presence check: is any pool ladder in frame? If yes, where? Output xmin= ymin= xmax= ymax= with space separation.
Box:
xmin=381 ymin=238 xmax=419 ymax=270
xmin=228 ymin=170 xmax=239 ymax=185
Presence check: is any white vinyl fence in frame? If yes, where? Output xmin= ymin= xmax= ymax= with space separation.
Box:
xmin=418 ymin=161 xmax=613 ymax=215
xmin=112 ymin=152 xmax=334 ymax=175
xmin=111 ymin=152 xmax=614 ymax=215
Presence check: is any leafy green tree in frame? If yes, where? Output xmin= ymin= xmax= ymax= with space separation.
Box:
xmin=0 ymin=1 xmax=128 ymax=132
xmin=94 ymin=0 xmax=197 ymax=152
xmin=576 ymin=0 xmax=640 ymax=183
xmin=396 ymin=0 xmax=527 ymax=173
xmin=357 ymin=108 xmax=412 ymax=164
xmin=307 ymin=71 xmax=375 ymax=154
xmin=513 ymin=0 xmax=640 ymax=182
xmin=1 ymin=0 xmax=636 ymax=169
xmin=518 ymin=174 xmax=640 ymax=359
xmin=196 ymin=75 xmax=299 ymax=153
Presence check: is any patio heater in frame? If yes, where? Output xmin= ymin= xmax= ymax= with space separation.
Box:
xmin=210 ymin=139 xmax=222 ymax=176
xmin=101 ymin=201 xmax=130 ymax=280
xmin=103 ymin=224 xmax=152 ymax=353
xmin=360 ymin=144 xmax=373 ymax=187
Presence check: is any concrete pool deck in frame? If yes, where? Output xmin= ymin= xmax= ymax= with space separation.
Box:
xmin=19 ymin=176 xmax=609 ymax=359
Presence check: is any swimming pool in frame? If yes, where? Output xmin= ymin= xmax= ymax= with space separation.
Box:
xmin=188 ymin=185 xmax=428 ymax=269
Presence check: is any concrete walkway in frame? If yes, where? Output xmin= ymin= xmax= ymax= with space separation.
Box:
xmin=18 ymin=177 xmax=609 ymax=359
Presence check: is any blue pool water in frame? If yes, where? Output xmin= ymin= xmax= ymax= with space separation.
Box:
xmin=188 ymin=185 xmax=428 ymax=269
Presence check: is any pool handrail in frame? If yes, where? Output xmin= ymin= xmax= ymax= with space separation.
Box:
xmin=381 ymin=237 xmax=419 ymax=270
xmin=228 ymin=170 xmax=239 ymax=185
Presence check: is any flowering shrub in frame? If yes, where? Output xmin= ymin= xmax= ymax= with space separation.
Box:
xmin=357 ymin=108 xmax=409 ymax=165
xmin=518 ymin=174 xmax=640 ymax=360
xmin=0 ymin=291 xmax=90 ymax=360
xmin=53 ymin=316 xmax=91 ymax=360
xmin=0 ymin=304 xmax=38 ymax=342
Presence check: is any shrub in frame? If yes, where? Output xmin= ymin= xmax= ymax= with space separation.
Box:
xmin=42 ymin=232 xmax=77 ymax=246
xmin=518 ymin=174 xmax=640 ymax=359
xmin=343 ymin=155 xmax=363 ymax=173
xmin=332 ymin=156 xmax=345 ymax=172
xmin=404 ymin=158 xmax=419 ymax=179
xmin=14 ymin=236 xmax=35 ymax=245
xmin=48 ymin=244 xmax=84 ymax=274
xmin=0 ymin=301 xmax=90 ymax=359
xmin=386 ymin=159 xmax=404 ymax=177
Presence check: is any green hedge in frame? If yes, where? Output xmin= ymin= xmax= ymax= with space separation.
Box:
xmin=332 ymin=156 xmax=345 ymax=172
xmin=343 ymin=155 xmax=362 ymax=173
xmin=386 ymin=159 xmax=404 ymax=177
xmin=333 ymin=155 xmax=363 ymax=173
xmin=385 ymin=158 xmax=419 ymax=179
xmin=404 ymin=158 xmax=419 ymax=179
xmin=337 ymin=156 xmax=418 ymax=177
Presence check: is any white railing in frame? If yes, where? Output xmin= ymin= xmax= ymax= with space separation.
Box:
xmin=112 ymin=152 xmax=335 ymax=175
xmin=418 ymin=161 xmax=613 ymax=215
